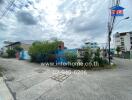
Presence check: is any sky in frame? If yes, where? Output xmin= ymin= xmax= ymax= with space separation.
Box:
xmin=0 ymin=0 xmax=132 ymax=48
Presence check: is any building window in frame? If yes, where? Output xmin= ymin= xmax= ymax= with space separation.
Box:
xmin=130 ymin=37 xmax=132 ymax=40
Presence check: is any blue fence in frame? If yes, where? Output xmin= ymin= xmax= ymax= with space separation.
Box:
xmin=19 ymin=49 xmax=77 ymax=63
xmin=19 ymin=50 xmax=30 ymax=60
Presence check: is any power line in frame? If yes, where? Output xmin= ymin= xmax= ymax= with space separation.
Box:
xmin=0 ymin=0 xmax=16 ymax=20
xmin=0 ymin=0 xmax=33 ymax=20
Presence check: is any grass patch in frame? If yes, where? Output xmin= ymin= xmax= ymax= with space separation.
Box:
xmin=50 ymin=63 xmax=117 ymax=71
xmin=106 ymin=64 xmax=117 ymax=69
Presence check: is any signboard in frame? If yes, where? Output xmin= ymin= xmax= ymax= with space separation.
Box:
xmin=111 ymin=5 xmax=125 ymax=16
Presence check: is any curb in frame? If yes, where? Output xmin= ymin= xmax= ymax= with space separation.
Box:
xmin=0 ymin=77 xmax=14 ymax=100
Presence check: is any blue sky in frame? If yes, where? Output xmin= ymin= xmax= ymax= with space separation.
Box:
xmin=0 ymin=0 xmax=132 ymax=48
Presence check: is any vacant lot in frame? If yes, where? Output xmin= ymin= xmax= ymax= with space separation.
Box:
xmin=0 ymin=58 xmax=132 ymax=100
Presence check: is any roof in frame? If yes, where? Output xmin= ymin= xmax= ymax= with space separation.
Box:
xmin=5 ymin=42 xmax=21 ymax=47
xmin=120 ymin=33 xmax=127 ymax=36
xmin=115 ymin=32 xmax=132 ymax=37
xmin=111 ymin=5 xmax=124 ymax=10
xmin=85 ymin=42 xmax=97 ymax=44
xmin=4 ymin=40 xmax=35 ymax=47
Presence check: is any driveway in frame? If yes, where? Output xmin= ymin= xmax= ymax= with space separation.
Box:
xmin=0 ymin=58 xmax=132 ymax=100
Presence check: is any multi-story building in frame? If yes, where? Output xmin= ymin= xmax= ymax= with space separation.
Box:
xmin=114 ymin=32 xmax=132 ymax=52
xmin=84 ymin=42 xmax=99 ymax=48
xmin=82 ymin=42 xmax=99 ymax=52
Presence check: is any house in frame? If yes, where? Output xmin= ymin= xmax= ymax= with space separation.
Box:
xmin=1 ymin=40 xmax=34 ymax=59
xmin=1 ymin=46 xmax=8 ymax=55
xmin=4 ymin=40 xmax=34 ymax=51
xmin=5 ymin=42 xmax=21 ymax=50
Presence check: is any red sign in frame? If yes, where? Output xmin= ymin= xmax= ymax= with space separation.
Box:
xmin=111 ymin=5 xmax=124 ymax=16
xmin=112 ymin=10 xmax=123 ymax=15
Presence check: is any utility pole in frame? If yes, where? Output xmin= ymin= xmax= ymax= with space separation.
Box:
xmin=108 ymin=0 xmax=120 ymax=64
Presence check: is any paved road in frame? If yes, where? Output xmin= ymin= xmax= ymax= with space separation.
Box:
xmin=0 ymin=58 xmax=132 ymax=100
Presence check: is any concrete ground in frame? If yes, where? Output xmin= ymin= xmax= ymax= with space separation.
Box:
xmin=0 ymin=77 xmax=14 ymax=100
xmin=0 ymin=58 xmax=132 ymax=100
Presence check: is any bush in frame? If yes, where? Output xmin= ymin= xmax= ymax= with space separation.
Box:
xmin=63 ymin=48 xmax=109 ymax=69
xmin=14 ymin=46 xmax=23 ymax=52
xmin=93 ymin=48 xmax=109 ymax=67
xmin=1 ymin=53 xmax=8 ymax=58
xmin=29 ymin=40 xmax=62 ymax=63
xmin=64 ymin=52 xmax=77 ymax=62
xmin=6 ymin=49 xmax=16 ymax=58
xmin=3 ymin=45 xmax=23 ymax=58
xmin=96 ymin=58 xmax=109 ymax=67
xmin=82 ymin=48 xmax=93 ymax=64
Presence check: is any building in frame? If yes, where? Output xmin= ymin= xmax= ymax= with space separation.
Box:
xmin=3 ymin=40 xmax=34 ymax=51
xmin=83 ymin=42 xmax=99 ymax=51
xmin=5 ymin=42 xmax=21 ymax=50
xmin=84 ymin=42 xmax=99 ymax=48
xmin=114 ymin=32 xmax=132 ymax=52
xmin=1 ymin=40 xmax=34 ymax=59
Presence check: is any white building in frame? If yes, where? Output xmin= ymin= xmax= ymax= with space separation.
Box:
xmin=114 ymin=32 xmax=132 ymax=52
xmin=83 ymin=42 xmax=99 ymax=50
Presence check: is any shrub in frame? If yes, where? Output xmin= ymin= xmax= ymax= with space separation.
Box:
xmin=93 ymin=48 xmax=108 ymax=67
xmin=1 ymin=53 xmax=8 ymax=58
xmin=6 ymin=49 xmax=16 ymax=58
xmin=29 ymin=40 xmax=62 ymax=63
xmin=3 ymin=45 xmax=23 ymax=58
xmin=116 ymin=46 xmax=121 ymax=57
xmin=64 ymin=52 xmax=77 ymax=62
xmin=82 ymin=48 xmax=93 ymax=64
xmin=14 ymin=45 xmax=23 ymax=52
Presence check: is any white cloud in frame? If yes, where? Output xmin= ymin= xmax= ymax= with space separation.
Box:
xmin=0 ymin=0 xmax=131 ymax=48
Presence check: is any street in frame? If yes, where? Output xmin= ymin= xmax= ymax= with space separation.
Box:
xmin=0 ymin=58 xmax=132 ymax=100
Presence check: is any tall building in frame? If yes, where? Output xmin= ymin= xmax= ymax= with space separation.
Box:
xmin=114 ymin=32 xmax=132 ymax=52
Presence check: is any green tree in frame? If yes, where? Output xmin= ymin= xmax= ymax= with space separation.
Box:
xmin=14 ymin=45 xmax=23 ymax=52
xmin=94 ymin=48 xmax=100 ymax=61
xmin=64 ymin=52 xmax=77 ymax=62
xmin=6 ymin=49 xmax=16 ymax=58
xmin=28 ymin=40 xmax=62 ymax=62
xmin=93 ymin=48 xmax=108 ymax=67
xmin=116 ymin=47 xmax=121 ymax=56
xmin=82 ymin=48 xmax=92 ymax=64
